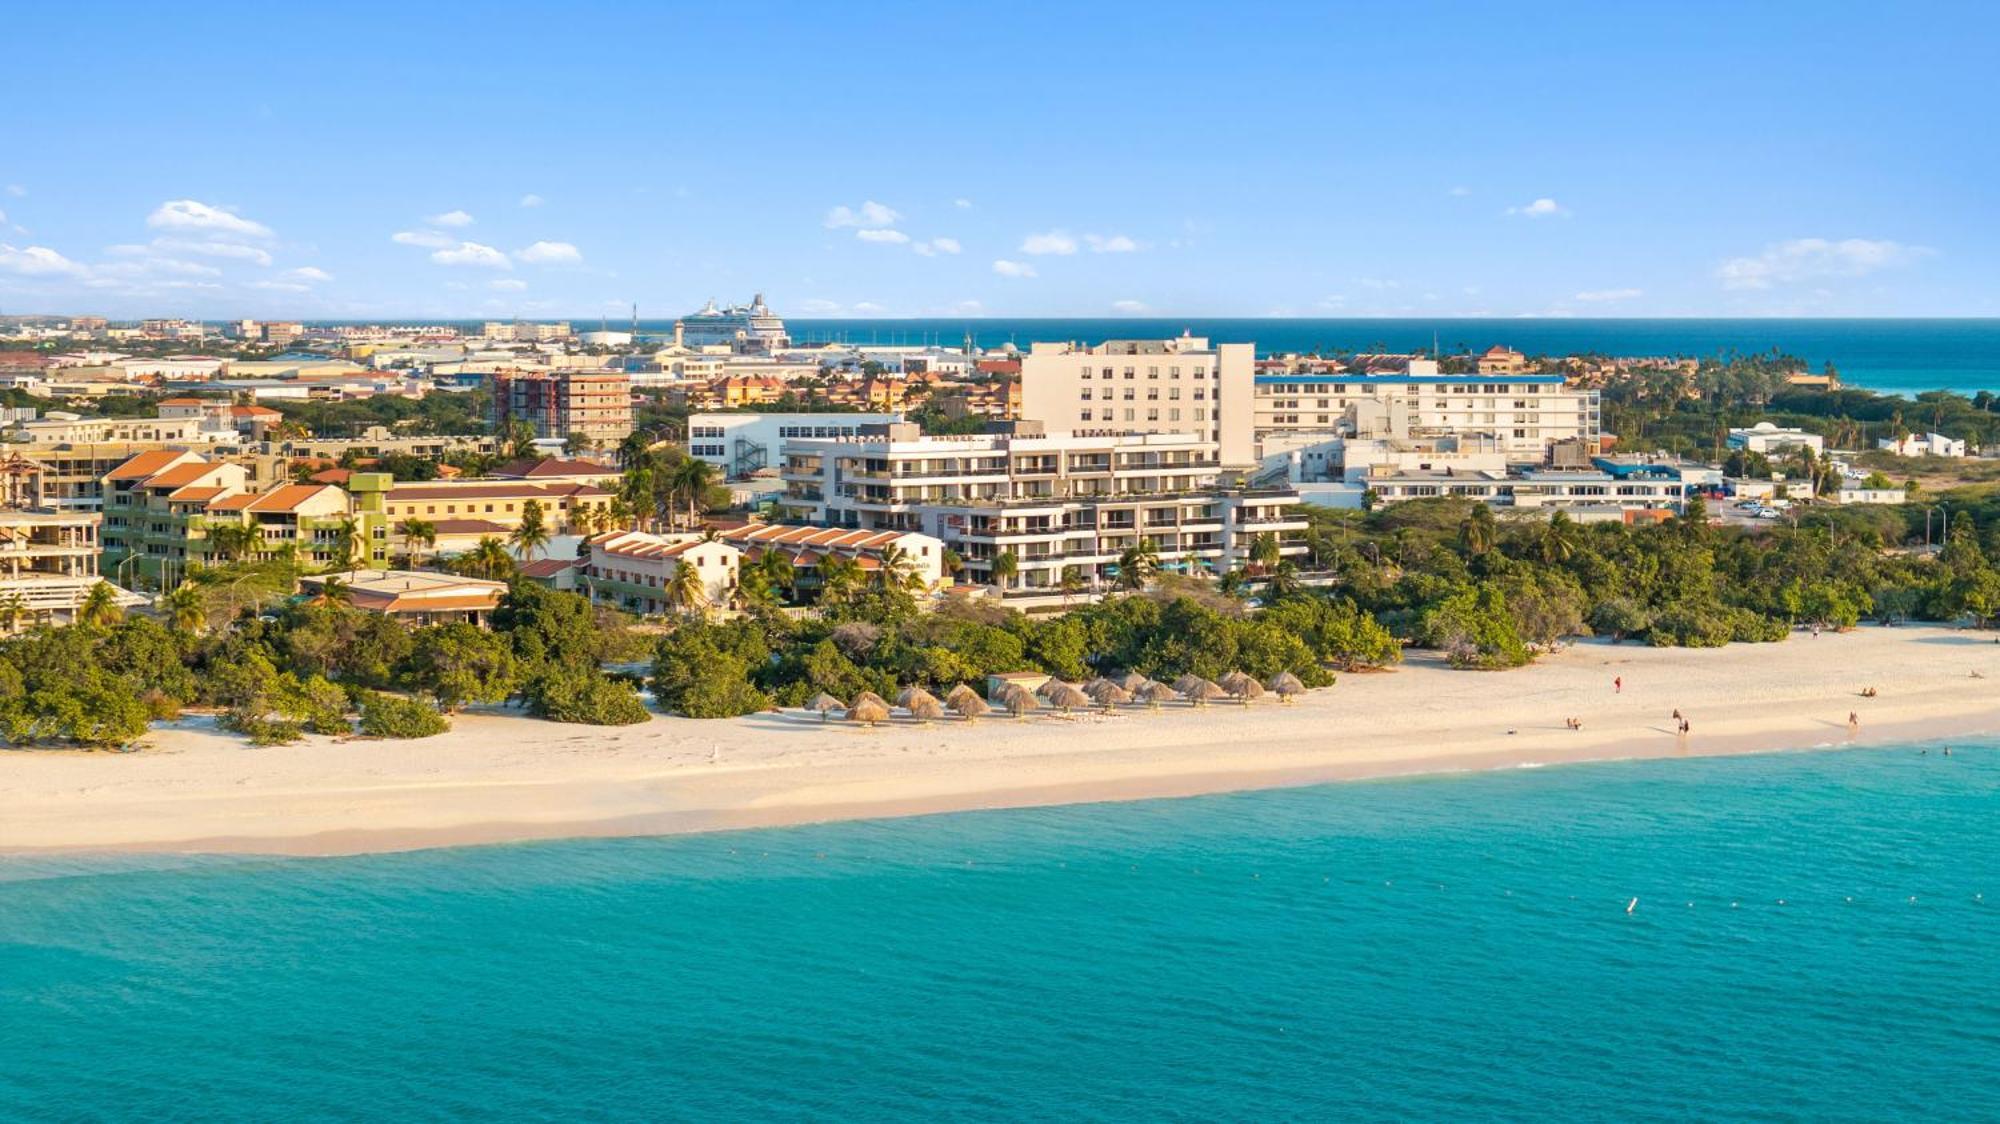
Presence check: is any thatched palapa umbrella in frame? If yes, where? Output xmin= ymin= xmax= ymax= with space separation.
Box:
xmin=944 ymin=683 xmax=990 ymax=721
xmin=1219 ymin=671 xmax=1265 ymax=704
xmin=896 ymin=685 xmax=937 ymax=710
xmin=1043 ymin=680 xmax=1092 ymax=714
xmin=853 ymin=690 xmax=890 ymax=712
xmin=907 ymin=694 xmax=946 ymax=724
xmin=1114 ymin=671 xmax=1150 ymax=692
xmin=1267 ymin=671 xmax=1306 ymax=703
xmin=1134 ymin=680 xmax=1177 ymax=709
xmin=995 ymin=682 xmax=1040 ymax=719
xmin=1174 ymin=674 xmax=1227 ymax=707
xmin=1087 ymin=680 xmax=1133 ymax=710
xmin=847 ymin=696 xmax=891 ymax=726
xmin=805 ymin=691 xmax=843 ymax=722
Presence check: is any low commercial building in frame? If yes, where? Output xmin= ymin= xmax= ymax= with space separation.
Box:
xmin=1878 ymin=432 xmax=1968 ymax=458
xmin=378 ymin=479 xmax=615 ymax=540
xmin=1362 ymin=466 xmax=1688 ymax=517
xmin=777 ymin=422 xmax=1305 ymax=596
xmin=687 ymin=411 xmax=904 ymax=478
xmin=10 ymin=413 xmax=215 ymax=446
xmin=1252 ymin=373 xmax=1600 ymax=461
xmin=1728 ymin=422 xmax=1824 ymax=456
xmin=299 ymin=570 xmax=508 ymax=625
xmin=714 ymin=522 xmax=948 ymax=592
xmin=580 ymin=530 xmax=740 ymax=614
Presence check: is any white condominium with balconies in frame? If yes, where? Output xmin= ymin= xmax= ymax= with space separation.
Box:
xmin=1252 ymin=373 xmax=1600 ymax=460
xmin=777 ymin=421 xmax=1305 ymax=596
xmin=1020 ymin=334 xmax=1257 ymax=469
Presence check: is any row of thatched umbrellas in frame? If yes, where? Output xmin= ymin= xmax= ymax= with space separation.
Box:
xmin=805 ymin=670 xmax=1309 ymax=726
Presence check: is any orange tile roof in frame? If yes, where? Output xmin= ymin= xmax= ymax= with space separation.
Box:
xmin=386 ymin=482 xmax=610 ymax=501
xmin=106 ymin=449 xmax=193 ymax=481
xmin=168 ymin=485 xmax=232 ymax=503
xmin=141 ymin=462 xmax=220 ymax=488
xmin=245 ymin=484 xmax=339 ymax=514
xmin=206 ymin=493 xmax=256 ymax=511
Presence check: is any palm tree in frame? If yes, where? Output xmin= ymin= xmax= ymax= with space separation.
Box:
xmin=1115 ymin=539 xmax=1157 ymax=592
xmin=461 ymin=537 xmax=516 ymax=581
xmin=509 ymin=499 xmax=551 ymax=562
xmin=878 ymin=544 xmax=922 ymax=591
xmin=396 ymin=517 xmax=437 ymax=569
xmin=1457 ymin=503 xmax=1497 ymax=557
xmin=1250 ymin=532 xmax=1282 ymax=572
xmin=1058 ymin=565 xmax=1086 ymax=607
xmin=310 ymin=575 xmax=352 ymax=606
xmin=0 ymin=590 xmax=28 ymax=634
xmin=159 ymin=582 xmax=206 ymax=634
xmin=817 ymin=554 xmax=863 ymax=606
xmin=1267 ymin=559 xmax=1302 ymax=599
xmin=989 ymin=550 xmax=1019 ymax=591
xmin=662 ymin=561 xmax=708 ymax=617
xmin=606 ymin=496 xmax=637 ymax=531
xmin=77 ymin=581 xmax=122 ymax=629
xmin=940 ymin=549 xmax=964 ymax=583
xmin=205 ymin=521 xmax=258 ymax=563
xmin=328 ymin=518 xmax=362 ymax=569
xmin=1536 ymin=511 xmax=1583 ymax=565
xmin=670 ymin=458 xmax=719 ymax=529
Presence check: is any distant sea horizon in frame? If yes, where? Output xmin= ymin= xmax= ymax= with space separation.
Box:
xmin=319 ymin=316 xmax=2000 ymax=397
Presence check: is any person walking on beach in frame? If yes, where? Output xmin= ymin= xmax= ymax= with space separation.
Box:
xmin=1848 ymin=711 xmax=1859 ymax=731
xmin=1614 ymin=676 xmax=1623 ymax=694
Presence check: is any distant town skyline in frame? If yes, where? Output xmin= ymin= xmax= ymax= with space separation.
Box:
xmin=2 ymin=1 xmax=1995 ymax=321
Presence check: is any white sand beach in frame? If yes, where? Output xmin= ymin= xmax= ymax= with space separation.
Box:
xmin=3 ymin=624 xmax=1996 ymax=857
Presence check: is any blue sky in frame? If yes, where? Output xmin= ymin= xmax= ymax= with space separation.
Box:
xmin=2 ymin=0 xmax=1995 ymax=320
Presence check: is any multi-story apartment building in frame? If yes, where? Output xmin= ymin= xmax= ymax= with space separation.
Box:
xmin=1020 ymin=335 xmax=1256 ymax=468
xmin=2 ymin=446 xmax=288 ymax=513
xmin=1251 ymin=373 xmax=1600 ymax=460
xmin=489 ymin=369 xmax=633 ymax=445
xmin=10 ymin=413 xmax=216 ymax=446
xmin=687 ymin=412 xmax=905 ymax=478
xmin=261 ymin=321 xmax=306 ymax=347
xmin=481 ymin=321 xmax=574 ymax=343
xmin=100 ymin=451 xmax=390 ymax=586
xmin=777 ymin=422 xmax=1305 ymax=597
xmin=0 ymin=456 xmax=120 ymax=625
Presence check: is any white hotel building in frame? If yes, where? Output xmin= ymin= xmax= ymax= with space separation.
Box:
xmin=1020 ymin=335 xmax=1257 ymax=468
xmin=687 ymin=411 xmax=904 ymax=478
xmin=1251 ymin=373 xmax=1600 ymax=460
xmin=777 ymin=422 xmax=1305 ymax=596
xmin=1021 ymin=337 xmax=1599 ymax=470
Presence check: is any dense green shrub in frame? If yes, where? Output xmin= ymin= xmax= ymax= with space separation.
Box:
xmin=358 ymin=693 xmax=450 ymax=739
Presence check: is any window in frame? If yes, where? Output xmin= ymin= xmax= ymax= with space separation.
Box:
xmin=1147 ymin=408 xmax=1159 ymax=421
xmin=1123 ymin=409 xmax=1135 ymax=422
xmin=1169 ymin=408 xmax=1182 ymax=422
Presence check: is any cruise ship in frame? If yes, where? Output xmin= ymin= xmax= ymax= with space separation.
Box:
xmin=673 ymin=293 xmax=790 ymax=354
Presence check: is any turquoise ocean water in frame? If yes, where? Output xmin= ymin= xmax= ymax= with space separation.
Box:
xmin=779 ymin=318 xmax=2000 ymax=398
xmin=5 ymin=744 xmax=1997 ymax=1121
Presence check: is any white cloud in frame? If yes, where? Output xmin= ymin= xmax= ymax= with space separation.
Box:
xmin=1085 ymin=234 xmax=1139 ymax=253
xmin=286 ymin=266 xmax=334 ymax=283
xmin=94 ymin=257 xmax=221 ymax=279
xmin=1020 ymin=230 xmax=1078 ymax=255
xmin=1506 ymin=197 xmax=1567 ymax=218
xmin=152 ymin=237 xmax=274 ymax=266
xmin=0 ymin=244 xmax=88 ymax=277
xmin=1448 ymin=186 xmax=1472 ymax=197
xmin=854 ymin=228 xmax=910 ymax=244
xmin=1574 ymin=287 xmax=1643 ymax=302
xmin=911 ymin=236 xmax=961 ymax=256
xmin=954 ymin=198 xmax=973 ymax=209
xmin=1716 ymin=238 xmax=1930 ymax=290
xmin=1111 ymin=299 xmax=1150 ymax=314
xmin=392 ymin=229 xmax=455 ymax=249
xmin=490 ymin=278 xmax=529 ymax=291
xmin=518 ymin=193 xmax=545 ymax=208
xmin=516 ymin=240 xmax=582 ymax=264
xmin=246 ymin=280 xmax=309 ymax=292
xmin=429 ymin=209 xmax=475 ymax=228
xmin=146 ymin=199 xmax=273 ymax=239
xmin=431 ymin=241 xmax=512 ymax=269
xmin=4 ymin=185 xmax=23 ymax=198
xmin=824 ymin=200 xmax=901 ymax=229
xmin=992 ymin=259 xmax=1037 ymax=278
